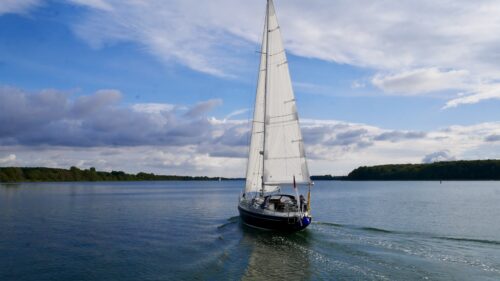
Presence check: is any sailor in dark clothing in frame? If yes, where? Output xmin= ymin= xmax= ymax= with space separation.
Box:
xmin=299 ymin=195 xmax=306 ymax=212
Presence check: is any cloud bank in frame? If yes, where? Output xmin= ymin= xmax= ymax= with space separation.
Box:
xmin=1 ymin=86 xmax=500 ymax=176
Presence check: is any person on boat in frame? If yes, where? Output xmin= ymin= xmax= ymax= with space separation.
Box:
xmin=299 ymin=195 xmax=306 ymax=212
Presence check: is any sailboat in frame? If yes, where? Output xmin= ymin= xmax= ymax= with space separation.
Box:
xmin=238 ymin=0 xmax=312 ymax=231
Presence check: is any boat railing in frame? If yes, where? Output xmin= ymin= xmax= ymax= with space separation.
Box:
xmin=241 ymin=194 xmax=308 ymax=218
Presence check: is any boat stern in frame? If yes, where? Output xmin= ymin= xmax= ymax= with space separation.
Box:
xmin=301 ymin=215 xmax=312 ymax=227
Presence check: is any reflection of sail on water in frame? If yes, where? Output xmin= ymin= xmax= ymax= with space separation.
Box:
xmin=241 ymin=232 xmax=311 ymax=280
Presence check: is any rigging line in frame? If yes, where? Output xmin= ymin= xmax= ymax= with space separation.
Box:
xmin=266 ymin=155 xmax=304 ymax=160
xmin=269 ymin=112 xmax=296 ymax=119
xmin=269 ymin=26 xmax=280 ymax=32
xmin=277 ymin=61 xmax=288 ymax=67
xmin=261 ymin=0 xmax=271 ymax=195
xmin=270 ymin=50 xmax=285 ymax=56
xmin=267 ymin=117 xmax=298 ymax=126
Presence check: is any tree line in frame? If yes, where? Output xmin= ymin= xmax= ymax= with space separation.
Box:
xmin=346 ymin=160 xmax=500 ymax=180
xmin=2 ymin=159 xmax=499 ymax=182
xmin=0 ymin=166 xmax=229 ymax=182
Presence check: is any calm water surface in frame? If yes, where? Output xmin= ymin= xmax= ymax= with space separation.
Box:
xmin=1 ymin=181 xmax=500 ymax=280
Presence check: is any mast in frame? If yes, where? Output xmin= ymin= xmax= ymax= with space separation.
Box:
xmin=261 ymin=0 xmax=271 ymax=195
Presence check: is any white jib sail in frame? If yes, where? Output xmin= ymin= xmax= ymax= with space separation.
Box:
xmin=245 ymin=0 xmax=310 ymax=193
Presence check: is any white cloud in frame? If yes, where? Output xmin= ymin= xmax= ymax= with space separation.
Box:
xmin=7 ymin=0 xmax=500 ymax=106
xmin=0 ymin=154 xmax=16 ymax=164
xmin=0 ymin=0 xmax=41 ymax=15
xmin=131 ymin=103 xmax=175 ymax=114
xmin=224 ymin=108 xmax=249 ymax=120
xmin=373 ymin=68 xmax=500 ymax=107
xmin=184 ymin=99 xmax=223 ymax=118
xmin=372 ymin=68 xmax=469 ymax=95
xmin=69 ymin=0 xmax=261 ymax=77
xmin=351 ymin=80 xmax=365 ymax=89
xmin=61 ymin=0 xmax=500 ymax=107
xmin=422 ymin=150 xmax=455 ymax=163
xmin=443 ymin=83 xmax=500 ymax=108
xmin=68 ymin=0 xmax=112 ymax=11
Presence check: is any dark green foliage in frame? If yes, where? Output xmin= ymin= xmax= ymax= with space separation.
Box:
xmin=310 ymin=175 xmax=348 ymax=181
xmin=0 ymin=167 xmax=24 ymax=182
xmin=347 ymin=160 xmax=500 ymax=180
xmin=0 ymin=167 xmax=230 ymax=182
xmin=4 ymin=159 xmax=498 ymax=182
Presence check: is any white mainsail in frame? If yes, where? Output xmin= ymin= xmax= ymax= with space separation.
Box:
xmin=244 ymin=12 xmax=267 ymax=193
xmin=245 ymin=0 xmax=310 ymax=193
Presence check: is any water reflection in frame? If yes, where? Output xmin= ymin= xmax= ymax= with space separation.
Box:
xmin=1 ymin=183 xmax=20 ymax=203
xmin=240 ymin=224 xmax=312 ymax=280
xmin=0 ymin=183 xmax=20 ymax=188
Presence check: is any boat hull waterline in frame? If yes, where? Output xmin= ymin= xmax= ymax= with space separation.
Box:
xmin=238 ymin=204 xmax=311 ymax=231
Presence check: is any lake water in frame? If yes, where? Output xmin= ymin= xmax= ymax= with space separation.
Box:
xmin=1 ymin=181 xmax=500 ymax=280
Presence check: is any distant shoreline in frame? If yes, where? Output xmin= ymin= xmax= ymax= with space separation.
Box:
xmin=1 ymin=159 xmax=499 ymax=183
xmin=0 ymin=167 xmax=243 ymax=183
xmin=343 ymin=159 xmax=500 ymax=181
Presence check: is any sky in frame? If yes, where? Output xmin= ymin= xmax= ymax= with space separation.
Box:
xmin=1 ymin=0 xmax=500 ymax=177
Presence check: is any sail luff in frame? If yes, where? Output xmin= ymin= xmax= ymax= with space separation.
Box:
xmin=261 ymin=0 xmax=271 ymax=194
xmin=244 ymin=5 xmax=268 ymax=193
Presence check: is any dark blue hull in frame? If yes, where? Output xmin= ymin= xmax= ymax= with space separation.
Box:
xmin=238 ymin=205 xmax=311 ymax=232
